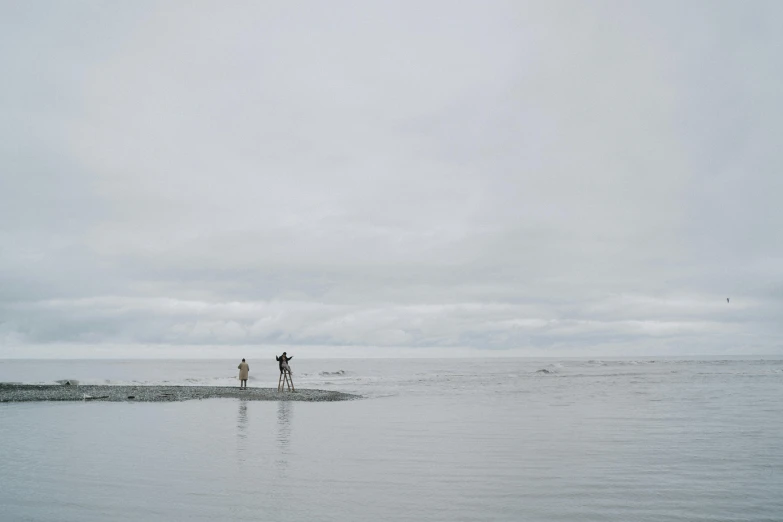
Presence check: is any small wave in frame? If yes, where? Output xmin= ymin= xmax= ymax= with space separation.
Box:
xmin=535 ymin=369 xmax=554 ymax=374
xmin=319 ymin=370 xmax=346 ymax=376
xmin=55 ymin=379 xmax=79 ymax=386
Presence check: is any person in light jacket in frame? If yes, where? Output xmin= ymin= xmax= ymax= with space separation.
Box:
xmin=238 ymin=359 xmax=250 ymax=390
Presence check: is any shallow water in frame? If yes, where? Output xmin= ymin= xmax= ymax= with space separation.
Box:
xmin=1 ymin=358 xmax=782 ymax=521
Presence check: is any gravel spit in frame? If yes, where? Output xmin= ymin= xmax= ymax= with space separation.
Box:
xmin=0 ymin=384 xmax=360 ymax=403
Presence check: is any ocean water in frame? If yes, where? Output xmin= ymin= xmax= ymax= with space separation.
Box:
xmin=1 ymin=357 xmax=782 ymax=521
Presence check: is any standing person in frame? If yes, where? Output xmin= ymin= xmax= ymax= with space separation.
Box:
xmin=276 ymin=352 xmax=294 ymax=391
xmin=276 ymin=352 xmax=293 ymax=373
xmin=237 ymin=358 xmax=249 ymax=390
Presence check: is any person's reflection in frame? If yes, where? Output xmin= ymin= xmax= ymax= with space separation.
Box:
xmin=236 ymin=399 xmax=248 ymax=460
xmin=238 ymin=400 xmax=248 ymax=435
xmin=276 ymin=401 xmax=292 ymax=471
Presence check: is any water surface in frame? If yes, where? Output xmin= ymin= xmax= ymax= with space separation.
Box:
xmin=1 ymin=358 xmax=781 ymax=521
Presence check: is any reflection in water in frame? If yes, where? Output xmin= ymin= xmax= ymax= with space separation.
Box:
xmin=237 ymin=400 xmax=248 ymax=438
xmin=236 ymin=400 xmax=248 ymax=461
xmin=276 ymin=401 xmax=292 ymax=471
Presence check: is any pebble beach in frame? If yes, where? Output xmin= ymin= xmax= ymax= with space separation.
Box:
xmin=0 ymin=383 xmax=359 ymax=403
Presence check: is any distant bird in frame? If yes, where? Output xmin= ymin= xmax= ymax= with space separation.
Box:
xmin=727 ymin=298 xmax=730 ymax=304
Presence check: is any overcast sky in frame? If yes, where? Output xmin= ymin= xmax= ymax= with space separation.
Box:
xmin=1 ymin=1 xmax=781 ymax=358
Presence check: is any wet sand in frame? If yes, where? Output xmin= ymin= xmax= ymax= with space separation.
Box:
xmin=0 ymin=384 xmax=359 ymax=403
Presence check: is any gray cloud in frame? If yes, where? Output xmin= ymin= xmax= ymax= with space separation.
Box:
xmin=1 ymin=1 xmax=781 ymax=357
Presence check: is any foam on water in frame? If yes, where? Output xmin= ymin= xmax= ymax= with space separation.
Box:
xmin=5 ymin=357 xmax=782 ymax=389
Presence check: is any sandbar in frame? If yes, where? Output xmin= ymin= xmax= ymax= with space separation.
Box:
xmin=0 ymin=384 xmax=359 ymax=403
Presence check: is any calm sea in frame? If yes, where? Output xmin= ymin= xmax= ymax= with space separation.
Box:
xmin=1 ymin=357 xmax=782 ymax=521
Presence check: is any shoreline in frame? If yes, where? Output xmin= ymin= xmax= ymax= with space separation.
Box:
xmin=0 ymin=384 xmax=360 ymax=403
